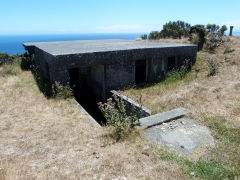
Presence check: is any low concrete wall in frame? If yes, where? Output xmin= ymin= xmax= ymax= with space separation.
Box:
xmin=111 ymin=90 xmax=151 ymax=118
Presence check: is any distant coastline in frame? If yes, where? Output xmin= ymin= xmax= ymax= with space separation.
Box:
xmin=0 ymin=33 xmax=142 ymax=55
xmin=0 ymin=32 xmax=239 ymax=55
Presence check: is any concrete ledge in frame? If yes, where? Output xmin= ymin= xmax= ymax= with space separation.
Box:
xmin=76 ymin=102 xmax=101 ymax=127
xmin=111 ymin=90 xmax=151 ymax=118
xmin=139 ymin=108 xmax=189 ymax=128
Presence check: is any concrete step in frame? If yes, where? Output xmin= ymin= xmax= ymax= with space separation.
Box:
xmin=139 ymin=108 xmax=189 ymax=128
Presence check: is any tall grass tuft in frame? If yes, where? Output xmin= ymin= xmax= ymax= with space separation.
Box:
xmin=207 ymin=59 xmax=218 ymax=76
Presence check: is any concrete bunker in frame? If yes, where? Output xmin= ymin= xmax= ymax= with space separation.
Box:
xmin=23 ymin=39 xmax=198 ymax=125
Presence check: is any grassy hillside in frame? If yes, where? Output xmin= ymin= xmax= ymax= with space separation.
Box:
xmin=0 ymin=37 xmax=240 ymax=179
xmin=0 ymin=55 xmax=185 ymax=179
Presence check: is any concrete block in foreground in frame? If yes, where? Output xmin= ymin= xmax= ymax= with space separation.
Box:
xmin=139 ymin=108 xmax=189 ymax=128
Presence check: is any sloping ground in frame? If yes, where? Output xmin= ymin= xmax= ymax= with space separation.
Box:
xmin=123 ymin=37 xmax=240 ymax=179
xmin=125 ymin=36 xmax=240 ymax=127
xmin=0 ymin=64 xmax=185 ymax=179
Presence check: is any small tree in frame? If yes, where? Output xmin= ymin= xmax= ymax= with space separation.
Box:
xmin=149 ymin=31 xmax=160 ymax=40
xmin=219 ymin=25 xmax=227 ymax=36
xmin=140 ymin=34 xmax=148 ymax=40
xmin=206 ymin=24 xmax=220 ymax=34
xmin=160 ymin=20 xmax=191 ymax=39
xmin=190 ymin=25 xmax=206 ymax=51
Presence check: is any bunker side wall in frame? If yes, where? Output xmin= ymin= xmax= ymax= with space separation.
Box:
xmin=34 ymin=47 xmax=56 ymax=82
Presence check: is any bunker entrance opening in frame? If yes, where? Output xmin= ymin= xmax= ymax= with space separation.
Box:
xmin=135 ymin=59 xmax=147 ymax=84
xmin=68 ymin=67 xmax=106 ymax=125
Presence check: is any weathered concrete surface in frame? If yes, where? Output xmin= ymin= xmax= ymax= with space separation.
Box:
xmin=144 ymin=118 xmax=215 ymax=158
xmin=111 ymin=90 xmax=151 ymax=118
xmin=23 ymin=39 xmax=196 ymax=56
xmin=139 ymin=108 xmax=189 ymax=128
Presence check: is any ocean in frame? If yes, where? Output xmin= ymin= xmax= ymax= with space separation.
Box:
xmin=0 ymin=33 xmax=142 ymax=55
xmin=0 ymin=32 xmax=239 ymax=55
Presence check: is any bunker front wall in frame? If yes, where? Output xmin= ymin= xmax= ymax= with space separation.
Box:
xmin=32 ymin=45 xmax=197 ymax=101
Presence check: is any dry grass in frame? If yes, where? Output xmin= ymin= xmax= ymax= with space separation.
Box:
xmin=1 ymin=36 xmax=239 ymax=179
xmin=124 ymin=36 xmax=240 ymax=127
xmin=0 ymin=62 xmax=185 ymax=179
xmin=123 ymin=37 xmax=240 ymax=179
xmin=150 ymin=38 xmax=191 ymax=44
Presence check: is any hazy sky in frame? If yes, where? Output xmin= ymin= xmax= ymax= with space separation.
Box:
xmin=1 ymin=0 xmax=240 ymax=35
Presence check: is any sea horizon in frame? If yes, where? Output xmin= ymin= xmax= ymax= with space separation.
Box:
xmin=0 ymin=32 xmax=239 ymax=55
xmin=0 ymin=33 xmax=143 ymax=55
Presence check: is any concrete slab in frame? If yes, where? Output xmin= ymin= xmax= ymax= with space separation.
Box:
xmin=145 ymin=118 xmax=215 ymax=158
xmin=23 ymin=39 xmax=196 ymax=56
xmin=139 ymin=108 xmax=189 ymax=128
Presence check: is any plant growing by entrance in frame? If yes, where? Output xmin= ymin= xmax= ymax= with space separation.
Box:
xmin=98 ymin=94 xmax=143 ymax=141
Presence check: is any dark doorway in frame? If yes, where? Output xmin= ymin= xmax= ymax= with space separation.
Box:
xmin=69 ymin=68 xmax=80 ymax=96
xmin=135 ymin=60 xmax=147 ymax=84
xmin=45 ymin=62 xmax=50 ymax=80
xmin=68 ymin=67 xmax=106 ymax=125
xmin=167 ymin=56 xmax=176 ymax=71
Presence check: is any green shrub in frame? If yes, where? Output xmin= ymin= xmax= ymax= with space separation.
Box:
xmin=21 ymin=54 xmax=34 ymax=70
xmin=149 ymin=31 xmax=160 ymax=40
xmin=206 ymin=24 xmax=220 ymax=34
xmin=159 ymin=20 xmax=191 ymax=39
xmin=0 ymin=53 xmax=12 ymax=66
xmin=207 ymin=59 xmax=218 ymax=76
xmin=140 ymin=34 xmax=148 ymax=40
xmin=224 ymin=46 xmax=234 ymax=54
xmin=219 ymin=25 xmax=228 ymax=36
xmin=190 ymin=25 xmax=206 ymax=51
xmin=205 ymin=33 xmax=224 ymax=52
xmin=52 ymin=82 xmax=73 ymax=99
xmin=98 ymin=94 xmax=141 ymax=141
xmin=206 ymin=24 xmax=227 ymax=36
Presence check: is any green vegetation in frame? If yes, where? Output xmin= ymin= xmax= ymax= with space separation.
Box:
xmin=224 ymin=46 xmax=235 ymax=54
xmin=0 ymin=53 xmax=12 ymax=66
xmin=207 ymin=59 xmax=218 ymax=76
xmin=98 ymin=94 xmax=142 ymax=141
xmin=160 ymin=20 xmax=191 ymax=39
xmin=143 ymin=21 xmax=228 ymax=52
xmin=148 ymin=21 xmax=191 ymax=40
xmin=206 ymin=24 xmax=228 ymax=36
xmin=52 ymin=82 xmax=73 ymax=99
xmin=190 ymin=25 xmax=207 ymax=50
xmin=149 ymin=31 xmax=160 ymax=40
xmin=140 ymin=34 xmax=148 ymax=40
xmin=0 ymin=54 xmax=23 ymax=77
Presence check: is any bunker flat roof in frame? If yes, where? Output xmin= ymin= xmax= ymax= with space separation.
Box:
xmin=23 ymin=39 xmax=196 ymax=56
